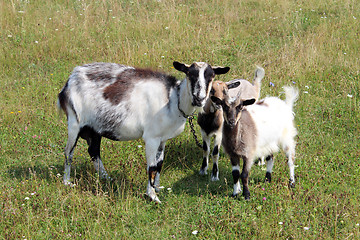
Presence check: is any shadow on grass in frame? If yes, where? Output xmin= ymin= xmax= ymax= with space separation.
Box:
xmin=5 ymin=130 xmax=268 ymax=201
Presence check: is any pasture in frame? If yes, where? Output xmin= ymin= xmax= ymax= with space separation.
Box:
xmin=1 ymin=0 xmax=359 ymax=238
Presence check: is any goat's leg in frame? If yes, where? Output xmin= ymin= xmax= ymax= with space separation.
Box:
xmin=145 ymin=139 xmax=163 ymax=203
xmin=211 ymin=133 xmax=221 ymax=181
xmin=230 ymin=157 xmax=241 ymax=197
xmin=154 ymin=142 xmax=165 ymax=193
xmin=257 ymin=156 xmax=266 ymax=166
xmin=63 ymin=117 xmax=79 ymax=185
xmin=286 ymin=146 xmax=296 ymax=188
xmin=264 ymin=154 xmax=274 ymax=183
xmin=199 ymin=132 xmax=211 ymax=175
xmin=241 ymin=157 xmax=252 ymax=200
xmin=84 ymin=132 xmax=111 ymax=181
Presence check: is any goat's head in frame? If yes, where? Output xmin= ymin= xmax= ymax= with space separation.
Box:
xmin=173 ymin=61 xmax=230 ymax=107
xmin=209 ymin=80 xmax=242 ymax=110
xmin=211 ymin=90 xmax=255 ymax=128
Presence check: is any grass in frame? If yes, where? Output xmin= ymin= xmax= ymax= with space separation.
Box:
xmin=1 ymin=0 xmax=359 ymax=239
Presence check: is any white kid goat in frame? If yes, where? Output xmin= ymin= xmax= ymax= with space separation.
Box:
xmin=211 ymin=86 xmax=298 ymax=200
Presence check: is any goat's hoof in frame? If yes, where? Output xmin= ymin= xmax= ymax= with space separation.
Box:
xmin=199 ymin=169 xmax=208 ymax=176
xmin=243 ymin=191 xmax=250 ymax=200
xmin=145 ymin=193 xmax=162 ymax=204
xmin=64 ymin=180 xmax=76 ymax=187
xmin=231 ymin=193 xmax=239 ymax=198
xmin=211 ymin=176 xmax=219 ymax=181
xmin=155 ymin=186 xmax=164 ymax=193
xmin=289 ymin=182 xmax=295 ymax=188
xmin=265 ymin=172 xmax=272 ymax=183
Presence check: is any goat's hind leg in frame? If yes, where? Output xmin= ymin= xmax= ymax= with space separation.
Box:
xmin=80 ymin=127 xmax=111 ymax=181
xmin=264 ymin=154 xmax=274 ymax=183
xmin=63 ymin=118 xmax=80 ymax=186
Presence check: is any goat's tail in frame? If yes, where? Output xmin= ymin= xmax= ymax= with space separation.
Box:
xmin=253 ymin=66 xmax=265 ymax=98
xmin=283 ymin=86 xmax=299 ymax=109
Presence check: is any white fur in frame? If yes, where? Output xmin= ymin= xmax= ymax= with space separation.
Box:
xmin=59 ymin=62 xmax=227 ymax=203
xmin=222 ymin=86 xmax=298 ymax=197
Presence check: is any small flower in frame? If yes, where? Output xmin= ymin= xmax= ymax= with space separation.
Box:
xmin=165 ymin=27 xmax=169 ymax=30
xmin=353 ymin=16 xmax=357 ymax=19
xmin=305 ymin=85 xmax=309 ymax=89
xmin=8 ymin=35 xmax=12 ymax=38
xmin=192 ymin=230 xmax=198 ymax=235
xmin=347 ymin=94 xmax=353 ymax=98
xmin=262 ymin=188 xmax=265 ymax=191
xmin=356 ymin=223 xmax=359 ymax=226
xmin=24 ymin=197 xmax=30 ymax=200
xmin=269 ymin=82 xmax=275 ymax=87
xmin=279 ymin=222 xmax=283 ymax=225
xmin=262 ymin=197 xmax=266 ymax=201
xmin=304 ymin=227 xmax=310 ymax=230
xmin=137 ymin=145 xmax=142 ymax=148
xmin=292 ymin=81 xmax=296 ymax=84
xmin=35 ymin=41 xmax=38 ymax=44
xmin=303 ymin=91 xmax=309 ymax=94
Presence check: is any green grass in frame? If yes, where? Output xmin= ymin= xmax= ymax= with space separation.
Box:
xmin=1 ymin=0 xmax=360 ymax=239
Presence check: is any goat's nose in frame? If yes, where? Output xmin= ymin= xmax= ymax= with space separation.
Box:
xmin=192 ymin=97 xmax=205 ymax=107
xmin=229 ymin=119 xmax=236 ymax=127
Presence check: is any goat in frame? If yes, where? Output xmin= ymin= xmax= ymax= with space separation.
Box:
xmin=197 ymin=67 xmax=265 ymax=181
xmin=57 ymin=61 xmax=230 ymax=203
xmin=211 ymin=86 xmax=298 ymax=200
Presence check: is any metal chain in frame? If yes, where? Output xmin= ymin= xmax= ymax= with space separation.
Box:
xmin=188 ymin=115 xmax=202 ymax=148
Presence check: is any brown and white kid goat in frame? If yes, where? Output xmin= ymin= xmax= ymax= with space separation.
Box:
xmin=211 ymin=86 xmax=298 ymax=200
xmin=197 ymin=67 xmax=265 ymax=181
xmin=57 ymin=61 xmax=230 ymax=203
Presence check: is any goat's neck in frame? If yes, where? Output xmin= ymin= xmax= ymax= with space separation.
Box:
xmin=177 ymin=78 xmax=196 ymax=117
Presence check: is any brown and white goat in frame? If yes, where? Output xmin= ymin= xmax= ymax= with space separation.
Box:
xmin=197 ymin=67 xmax=265 ymax=181
xmin=211 ymin=86 xmax=298 ymax=200
xmin=57 ymin=61 xmax=230 ymax=203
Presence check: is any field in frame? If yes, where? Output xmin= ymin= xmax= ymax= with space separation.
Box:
xmin=1 ymin=0 xmax=359 ymax=239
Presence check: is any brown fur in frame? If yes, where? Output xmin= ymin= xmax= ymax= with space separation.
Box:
xmin=103 ymin=68 xmax=178 ymax=105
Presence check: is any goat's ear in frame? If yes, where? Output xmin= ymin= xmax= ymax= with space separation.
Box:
xmin=173 ymin=61 xmax=189 ymax=73
xmin=211 ymin=96 xmax=222 ymax=106
xmin=226 ymin=81 xmax=240 ymax=89
xmin=243 ymin=99 xmax=256 ymax=106
xmin=213 ymin=66 xmax=230 ymax=75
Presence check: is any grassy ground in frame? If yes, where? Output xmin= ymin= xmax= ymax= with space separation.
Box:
xmin=1 ymin=0 xmax=359 ymax=239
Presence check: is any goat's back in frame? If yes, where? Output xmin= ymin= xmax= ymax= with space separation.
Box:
xmin=228 ymin=79 xmax=260 ymax=100
xmin=245 ymin=97 xmax=297 ymax=158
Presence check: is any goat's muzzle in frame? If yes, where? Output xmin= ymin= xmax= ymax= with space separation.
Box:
xmin=227 ymin=119 xmax=236 ymax=128
xmin=192 ymin=97 xmax=206 ymax=107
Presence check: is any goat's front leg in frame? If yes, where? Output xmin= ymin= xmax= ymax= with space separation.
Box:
xmin=211 ymin=133 xmax=222 ymax=181
xmin=241 ymin=157 xmax=252 ymax=200
xmin=230 ymin=157 xmax=241 ymax=197
xmin=145 ymin=139 xmax=164 ymax=203
xmin=199 ymin=132 xmax=211 ymax=176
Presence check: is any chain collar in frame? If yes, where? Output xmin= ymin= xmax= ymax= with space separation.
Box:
xmin=177 ymin=85 xmax=195 ymax=119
